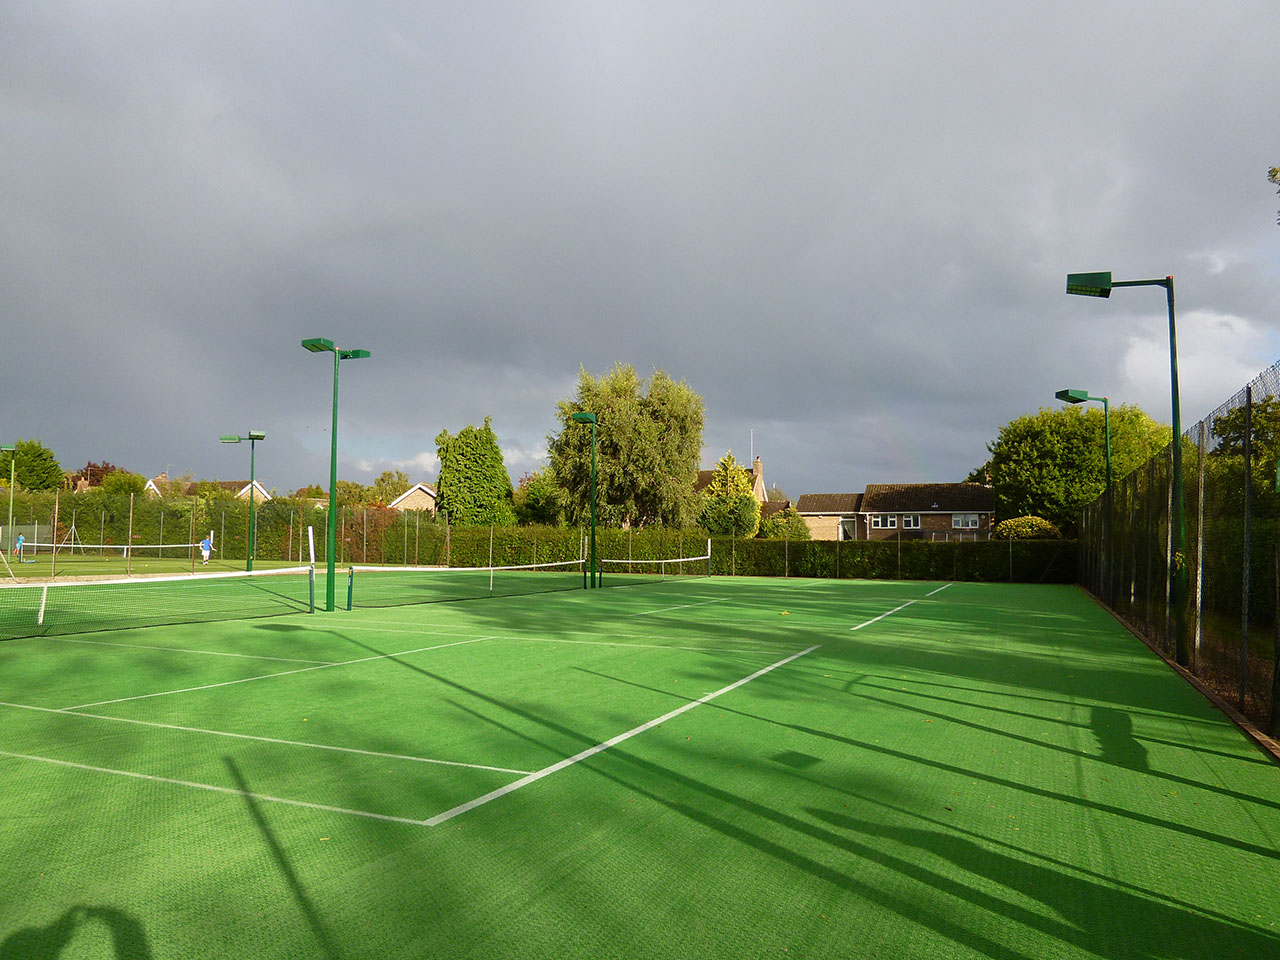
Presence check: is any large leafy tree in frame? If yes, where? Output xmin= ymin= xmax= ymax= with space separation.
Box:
xmin=700 ymin=451 xmax=760 ymax=538
xmin=0 ymin=439 xmax=64 ymax=491
xmin=75 ymin=461 xmax=124 ymax=486
xmin=986 ymin=404 xmax=1167 ymax=533
xmin=514 ymin=470 xmax=565 ymax=526
xmin=370 ymin=469 xmax=410 ymax=505
xmin=101 ymin=471 xmax=148 ymax=496
xmin=435 ymin=417 xmax=516 ymax=526
xmin=757 ymin=506 xmax=811 ymax=540
xmin=548 ymin=364 xmax=704 ymax=527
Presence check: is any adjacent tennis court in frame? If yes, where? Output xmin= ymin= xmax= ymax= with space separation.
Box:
xmin=1 ymin=573 xmax=1277 ymax=959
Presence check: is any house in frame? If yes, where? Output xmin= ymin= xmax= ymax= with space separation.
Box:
xmin=145 ymin=472 xmax=272 ymax=503
xmin=694 ymin=456 xmax=769 ymax=504
xmin=388 ymin=482 xmax=438 ymax=515
xmin=796 ymin=483 xmax=995 ymax=541
xmin=794 ymin=493 xmax=863 ymax=541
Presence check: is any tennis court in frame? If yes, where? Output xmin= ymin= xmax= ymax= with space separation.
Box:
xmin=1 ymin=573 xmax=1277 ymax=959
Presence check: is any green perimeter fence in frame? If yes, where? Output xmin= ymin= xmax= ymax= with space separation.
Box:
xmin=0 ymin=489 xmax=1073 ymax=584
xmin=1079 ymin=357 xmax=1280 ymax=733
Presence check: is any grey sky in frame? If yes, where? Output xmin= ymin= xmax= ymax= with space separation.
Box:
xmin=3 ymin=2 xmax=1278 ymax=499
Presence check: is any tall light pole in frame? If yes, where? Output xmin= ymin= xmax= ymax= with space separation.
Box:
xmin=1 ymin=444 xmax=14 ymax=554
xmin=302 ymin=338 xmax=371 ymax=611
xmin=571 ymin=412 xmax=597 ymax=587
xmin=220 ymin=431 xmax=266 ymax=571
xmin=1067 ymin=271 xmax=1187 ymax=665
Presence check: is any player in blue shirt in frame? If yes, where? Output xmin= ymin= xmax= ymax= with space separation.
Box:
xmin=200 ymin=536 xmax=215 ymax=565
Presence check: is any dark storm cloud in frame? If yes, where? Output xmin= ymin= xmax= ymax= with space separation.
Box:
xmin=3 ymin=2 xmax=1277 ymax=497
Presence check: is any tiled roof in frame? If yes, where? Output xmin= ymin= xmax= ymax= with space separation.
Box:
xmin=760 ymin=499 xmax=791 ymax=519
xmin=794 ymin=493 xmax=863 ymax=515
xmin=693 ymin=467 xmax=753 ymax=494
xmin=861 ymin=483 xmax=994 ymax=513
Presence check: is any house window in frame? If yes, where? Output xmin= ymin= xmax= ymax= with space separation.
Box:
xmin=871 ymin=514 xmax=897 ymax=529
xmin=953 ymin=513 xmax=980 ymax=529
xmin=902 ymin=515 xmax=921 ymax=529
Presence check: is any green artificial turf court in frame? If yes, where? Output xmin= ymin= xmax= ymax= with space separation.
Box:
xmin=1 ymin=575 xmax=1278 ymax=959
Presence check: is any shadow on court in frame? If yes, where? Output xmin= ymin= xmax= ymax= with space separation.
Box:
xmin=0 ymin=905 xmax=152 ymax=959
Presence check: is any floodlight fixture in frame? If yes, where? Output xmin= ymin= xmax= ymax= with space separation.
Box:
xmin=570 ymin=412 xmax=597 ymax=424
xmin=1066 ymin=272 xmax=1113 ymax=298
xmin=301 ymin=338 xmax=335 ymax=353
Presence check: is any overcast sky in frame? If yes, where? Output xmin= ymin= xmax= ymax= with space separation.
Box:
xmin=4 ymin=2 xmax=1278 ymax=499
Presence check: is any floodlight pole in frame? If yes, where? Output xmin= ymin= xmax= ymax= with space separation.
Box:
xmin=571 ymin=412 xmax=598 ymax=587
xmin=1 ymin=444 xmax=15 ymax=552
xmin=220 ymin=431 xmax=267 ymax=571
xmin=1067 ymin=272 xmax=1186 ymax=665
xmin=302 ymin=339 xmax=371 ymax=611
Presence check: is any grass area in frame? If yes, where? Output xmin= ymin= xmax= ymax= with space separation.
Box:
xmin=1 ymin=577 xmax=1277 ymax=958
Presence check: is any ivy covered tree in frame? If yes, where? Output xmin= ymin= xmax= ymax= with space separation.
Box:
xmin=700 ymin=451 xmax=760 ymax=538
xmin=0 ymin=439 xmax=64 ymax=491
xmin=435 ymin=417 xmax=517 ymax=526
xmin=986 ymin=404 xmax=1167 ymax=533
xmin=548 ymin=364 xmax=704 ymax=527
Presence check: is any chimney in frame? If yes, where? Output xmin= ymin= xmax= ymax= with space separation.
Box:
xmin=752 ymin=456 xmax=763 ymax=480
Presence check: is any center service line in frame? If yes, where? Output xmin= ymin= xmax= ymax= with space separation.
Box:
xmin=424 ymin=642 xmax=822 ymax=827
xmin=850 ymin=583 xmax=950 ymax=631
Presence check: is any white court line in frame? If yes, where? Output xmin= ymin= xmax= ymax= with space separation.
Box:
xmin=424 ymin=642 xmax=822 ymax=826
xmin=512 ymin=636 xmax=807 ymax=656
xmin=59 ymin=636 xmax=496 ymax=711
xmin=0 ymin=749 xmax=429 ymax=826
xmin=850 ymin=583 xmax=950 ymax=631
xmin=49 ymin=636 xmax=335 ymax=665
xmin=0 ymin=700 xmax=531 ymax=775
xmin=628 ymin=598 xmax=726 ymax=616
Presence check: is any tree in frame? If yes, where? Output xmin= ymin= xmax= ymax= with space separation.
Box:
xmin=986 ymin=404 xmax=1167 ymax=533
xmin=993 ymin=516 xmax=1061 ymax=540
xmin=547 ymin=364 xmax=704 ymax=527
xmin=75 ymin=461 xmax=124 ymax=486
xmin=370 ymin=470 xmax=410 ymax=505
xmin=435 ymin=417 xmax=517 ymax=526
xmin=335 ymin=480 xmax=369 ymax=506
xmin=101 ymin=471 xmax=148 ymax=496
xmin=700 ymin=451 xmax=761 ymax=538
xmin=295 ymin=484 xmax=325 ymax=498
xmin=757 ymin=506 xmax=811 ymax=540
xmin=1270 ymin=166 xmax=1279 ymax=225
xmin=514 ymin=471 xmax=565 ymax=526
xmin=765 ymin=483 xmax=789 ymax=502
xmin=0 ymin=439 xmax=63 ymax=491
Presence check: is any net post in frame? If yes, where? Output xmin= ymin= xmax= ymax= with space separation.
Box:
xmin=127 ymin=493 xmax=134 ymax=576
xmin=309 ymin=565 xmax=316 ymax=613
xmin=707 ymin=538 xmax=712 ymax=578
xmin=346 ymin=566 xmax=354 ymax=611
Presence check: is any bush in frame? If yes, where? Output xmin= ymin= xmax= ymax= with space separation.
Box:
xmin=994 ymin=516 xmax=1061 ymax=540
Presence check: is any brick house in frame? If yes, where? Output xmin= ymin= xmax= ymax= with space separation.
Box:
xmin=794 ymin=493 xmax=863 ymax=541
xmin=797 ymin=483 xmax=994 ymax=541
xmin=388 ymin=482 xmax=438 ymax=515
xmin=694 ymin=456 xmax=769 ymax=503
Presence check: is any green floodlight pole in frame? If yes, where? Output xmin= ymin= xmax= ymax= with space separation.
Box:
xmin=570 ymin=412 xmax=598 ymax=588
xmin=219 ymin=430 xmax=266 ymax=571
xmin=302 ymin=338 xmax=371 ymax=611
xmin=1 ymin=444 xmax=14 ymax=553
xmin=1067 ymin=271 xmax=1187 ymax=665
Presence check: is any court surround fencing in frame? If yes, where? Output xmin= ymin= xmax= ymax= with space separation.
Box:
xmin=1079 ymin=358 xmax=1280 ymax=733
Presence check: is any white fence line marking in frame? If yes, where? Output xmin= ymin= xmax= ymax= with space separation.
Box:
xmin=0 ymin=749 xmax=429 ymax=826
xmin=59 ymin=636 xmax=497 ymax=711
xmin=0 ymin=700 xmax=531 ymax=775
xmin=424 ymin=643 xmax=822 ymax=827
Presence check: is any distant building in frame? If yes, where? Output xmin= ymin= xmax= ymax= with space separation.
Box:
xmin=387 ymin=482 xmax=438 ymax=515
xmin=796 ymin=483 xmax=994 ymax=541
xmin=145 ymin=472 xmax=272 ymax=503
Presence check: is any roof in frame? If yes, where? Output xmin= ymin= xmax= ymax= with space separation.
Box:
xmin=693 ymin=467 xmax=753 ymax=494
xmin=860 ymin=483 xmax=994 ymax=513
xmin=794 ymin=493 xmax=863 ymax=515
xmin=760 ymin=499 xmax=791 ymax=519
xmin=388 ymin=483 xmax=437 ymax=509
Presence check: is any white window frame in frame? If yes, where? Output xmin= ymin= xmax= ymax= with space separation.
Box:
xmin=870 ymin=514 xmax=897 ymax=529
xmin=952 ymin=513 xmax=980 ymax=529
xmin=902 ymin=514 xmax=921 ymax=529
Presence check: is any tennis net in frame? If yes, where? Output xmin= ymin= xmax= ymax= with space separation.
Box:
xmin=598 ymin=541 xmax=712 ymax=587
xmin=0 ymin=565 xmax=315 ymax=641
xmin=348 ymin=559 xmax=585 ymax=609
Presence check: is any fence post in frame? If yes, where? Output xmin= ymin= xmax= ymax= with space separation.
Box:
xmin=1240 ymin=385 xmax=1253 ymax=710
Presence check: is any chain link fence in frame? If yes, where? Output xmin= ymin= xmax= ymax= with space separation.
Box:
xmin=1080 ymin=359 xmax=1280 ymax=734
